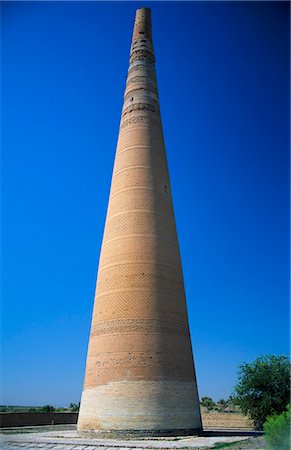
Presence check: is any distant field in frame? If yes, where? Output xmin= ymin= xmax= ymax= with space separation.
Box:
xmin=201 ymin=410 xmax=253 ymax=429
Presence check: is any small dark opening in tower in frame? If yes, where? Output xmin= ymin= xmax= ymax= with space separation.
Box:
xmin=139 ymin=31 xmax=145 ymax=34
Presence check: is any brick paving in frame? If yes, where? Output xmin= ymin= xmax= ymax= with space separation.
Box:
xmin=0 ymin=427 xmax=252 ymax=450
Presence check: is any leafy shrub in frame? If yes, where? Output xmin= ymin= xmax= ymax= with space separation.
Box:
xmin=264 ymin=405 xmax=290 ymax=450
xmin=217 ymin=399 xmax=227 ymax=412
xmin=69 ymin=402 xmax=80 ymax=411
xmin=41 ymin=405 xmax=55 ymax=412
xmin=200 ymin=396 xmax=216 ymax=410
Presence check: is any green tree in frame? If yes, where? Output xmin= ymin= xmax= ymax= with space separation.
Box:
xmin=264 ymin=404 xmax=290 ymax=450
xmin=41 ymin=405 xmax=55 ymax=413
xmin=69 ymin=402 xmax=80 ymax=411
xmin=217 ymin=398 xmax=227 ymax=412
xmin=234 ymin=355 xmax=290 ymax=429
xmin=200 ymin=396 xmax=216 ymax=410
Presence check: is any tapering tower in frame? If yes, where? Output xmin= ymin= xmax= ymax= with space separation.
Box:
xmin=78 ymin=8 xmax=202 ymax=433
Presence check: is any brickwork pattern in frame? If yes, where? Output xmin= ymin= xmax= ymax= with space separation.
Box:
xmin=78 ymin=8 xmax=202 ymax=432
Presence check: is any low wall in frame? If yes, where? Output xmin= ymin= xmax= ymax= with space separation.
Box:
xmin=0 ymin=412 xmax=78 ymax=428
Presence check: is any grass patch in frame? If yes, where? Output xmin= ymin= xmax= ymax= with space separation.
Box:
xmin=213 ymin=441 xmax=242 ymax=449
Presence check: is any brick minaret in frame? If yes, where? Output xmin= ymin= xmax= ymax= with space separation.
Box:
xmin=78 ymin=8 xmax=202 ymax=433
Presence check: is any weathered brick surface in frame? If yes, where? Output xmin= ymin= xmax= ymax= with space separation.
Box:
xmin=78 ymin=8 xmax=202 ymax=432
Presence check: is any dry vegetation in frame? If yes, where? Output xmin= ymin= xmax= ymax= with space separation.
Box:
xmin=201 ymin=408 xmax=253 ymax=429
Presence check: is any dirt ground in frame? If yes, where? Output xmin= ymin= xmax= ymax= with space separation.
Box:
xmin=201 ymin=410 xmax=253 ymax=429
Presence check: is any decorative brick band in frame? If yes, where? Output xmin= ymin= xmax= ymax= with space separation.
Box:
xmin=90 ymin=318 xmax=188 ymax=337
xmin=120 ymin=115 xmax=161 ymax=129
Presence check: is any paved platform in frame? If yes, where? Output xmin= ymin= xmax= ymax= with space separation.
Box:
xmin=0 ymin=426 xmax=253 ymax=450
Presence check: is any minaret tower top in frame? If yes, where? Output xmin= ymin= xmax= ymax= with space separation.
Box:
xmin=132 ymin=7 xmax=152 ymax=41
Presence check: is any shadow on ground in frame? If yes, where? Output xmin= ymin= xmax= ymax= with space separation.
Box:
xmin=201 ymin=430 xmax=264 ymax=437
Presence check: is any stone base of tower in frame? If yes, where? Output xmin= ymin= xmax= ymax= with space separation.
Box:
xmin=77 ymin=380 xmax=202 ymax=433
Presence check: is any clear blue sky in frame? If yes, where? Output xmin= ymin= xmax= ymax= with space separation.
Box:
xmin=1 ymin=1 xmax=289 ymax=406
